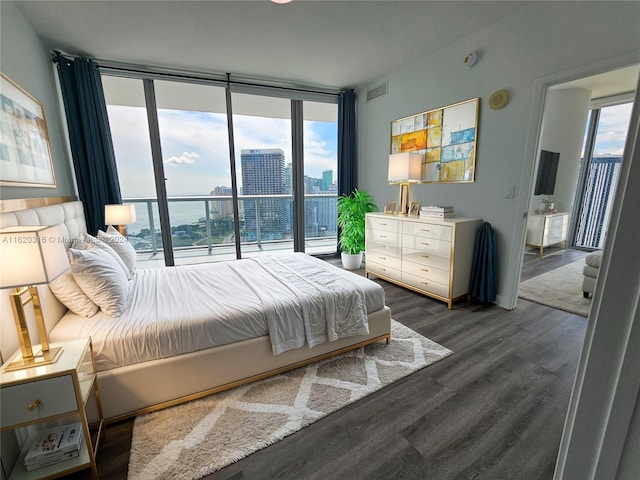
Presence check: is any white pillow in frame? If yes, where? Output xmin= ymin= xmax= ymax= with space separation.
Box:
xmin=49 ymin=269 xmax=99 ymax=317
xmin=73 ymin=233 xmax=132 ymax=280
xmin=98 ymin=226 xmax=137 ymax=277
xmin=69 ymin=247 xmax=130 ymax=318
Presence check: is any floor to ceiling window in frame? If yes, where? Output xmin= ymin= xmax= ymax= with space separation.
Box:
xmin=102 ymin=72 xmax=338 ymax=266
xmin=573 ymin=101 xmax=633 ymax=249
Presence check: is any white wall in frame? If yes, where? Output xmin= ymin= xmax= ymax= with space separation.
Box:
xmin=356 ymin=1 xmax=640 ymax=309
xmin=532 ymin=88 xmax=591 ymax=215
xmin=0 ymin=1 xmax=75 ymax=200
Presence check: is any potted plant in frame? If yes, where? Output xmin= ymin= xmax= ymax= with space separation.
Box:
xmin=337 ymin=189 xmax=378 ymax=270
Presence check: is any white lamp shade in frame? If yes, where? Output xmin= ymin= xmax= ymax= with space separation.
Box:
xmin=0 ymin=225 xmax=70 ymax=289
xmin=388 ymin=152 xmax=422 ymax=183
xmin=105 ymin=204 xmax=136 ymax=225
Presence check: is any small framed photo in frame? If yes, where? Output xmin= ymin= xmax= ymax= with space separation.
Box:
xmin=384 ymin=202 xmax=396 ymax=214
xmin=409 ymin=201 xmax=421 ymax=216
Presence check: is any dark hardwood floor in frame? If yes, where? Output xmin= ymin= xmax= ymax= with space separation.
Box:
xmin=75 ymin=250 xmax=589 ymax=480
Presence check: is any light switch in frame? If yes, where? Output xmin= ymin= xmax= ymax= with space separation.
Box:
xmin=505 ymin=185 xmax=515 ymax=199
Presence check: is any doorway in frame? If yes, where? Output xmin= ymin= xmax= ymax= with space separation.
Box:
xmin=520 ymin=65 xmax=639 ymax=294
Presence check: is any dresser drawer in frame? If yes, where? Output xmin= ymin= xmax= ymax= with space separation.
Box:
xmin=366 ymin=216 xmax=401 ymax=234
xmin=403 ymin=235 xmax=451 ymax=258
xmin=402 ymin=248 xmax=451 ymax=271
xmin=366 ymin=252 xmax=401 ymax=271
xmin=402 ymin=222 xmax=452 ymax=241
xmin=1 ymin=375 xmax=78 ymax=427
xmin=366 ymin=260 xmax=402 ymax=282
xmin=547 ymin=215 xmax=567 ymax=228
xmin=366 ymin=228 xmax=400 ymax=246
xmin=402 ymin=272 xmax=450 ymax=298
xmin=402 ymin=261 xmax=450 ymax=285
xmin=366 ymin=242 xmax=402 ymax=260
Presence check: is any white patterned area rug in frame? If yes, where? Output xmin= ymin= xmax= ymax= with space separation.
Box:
xmin=127 ymin=320 xmax=452 ymax=480
xmin=519 ymin=260 xmax=591 ymax=317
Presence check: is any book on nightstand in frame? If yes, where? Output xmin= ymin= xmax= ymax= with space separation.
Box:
xmin=23 ymin=422 xmax=83 ymax=470
xmin=24 ymin=450 xmax=80 ymax=471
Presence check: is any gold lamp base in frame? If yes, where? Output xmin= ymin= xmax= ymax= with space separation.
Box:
xmin=4 ymin=346 xmax=63 ymax=372
xmin=3 ymin=286 xmax=63 ymax=372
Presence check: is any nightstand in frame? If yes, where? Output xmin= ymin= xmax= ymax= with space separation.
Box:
xmin=0 ymin=338 xmax=104 ymax=479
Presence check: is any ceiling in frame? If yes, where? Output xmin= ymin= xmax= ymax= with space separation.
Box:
xmin=14 ymin=0 xmax=536 ymax=90
xmin=551 ymin=65 xmax=639 ymax=101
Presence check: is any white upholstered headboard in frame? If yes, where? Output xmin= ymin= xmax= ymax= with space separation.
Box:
xmin=0 ymin=199 xmax=87 ymax=363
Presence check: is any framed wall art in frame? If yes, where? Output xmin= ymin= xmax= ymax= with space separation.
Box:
xmin=391 ymin=97 xmax=479 ymax=183
xmin=0 ymin=72 xmax=56 ymax=187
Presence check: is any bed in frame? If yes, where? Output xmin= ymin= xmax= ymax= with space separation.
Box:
xmin=0 ymin=198 xmax=391 ymax=422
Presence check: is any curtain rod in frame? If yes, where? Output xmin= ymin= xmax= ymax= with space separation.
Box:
xmin=52 ymin=52 xmax=345 ymax=97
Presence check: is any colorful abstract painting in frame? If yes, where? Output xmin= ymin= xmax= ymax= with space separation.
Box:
xmin=390 ymin=98 xmax=478 ymax=183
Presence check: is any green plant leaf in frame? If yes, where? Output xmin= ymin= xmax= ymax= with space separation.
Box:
xmin=337 ymin=189 xmax=378 ymax=254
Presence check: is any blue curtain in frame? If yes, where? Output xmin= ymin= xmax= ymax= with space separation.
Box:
xmin=55 ymin=54 xmax=121 ymax=234
xmin=337 ymin=89 xmax=357 ymax=253
xmin=469 ymin=222 xmax=499 ymax=303
xmin=338 ymin=89 xmax=357 ymax=196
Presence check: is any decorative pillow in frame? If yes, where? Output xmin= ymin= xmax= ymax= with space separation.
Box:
xmin=73 ymin=233 xmax=132 ymax=280
xmin=69 ymin=247 xmax=130 ymax=318
xmin=98 ymin=226 xmax=137 ymax=277
xmin=49 ymin=269 xmax=100 ymax=317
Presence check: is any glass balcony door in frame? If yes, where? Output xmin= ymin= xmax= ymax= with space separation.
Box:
xmin=154 ymin=80 xmax=234 ymax=264
xmin=573 ymin=102 xmax=632 ymax=249
xmin=302 ymin=101 xmax=338 ymax=255
xmin=103 ymin=76 xmax=169 ymax=261
xmin=231 ymin=93 xmax=294 ymax=257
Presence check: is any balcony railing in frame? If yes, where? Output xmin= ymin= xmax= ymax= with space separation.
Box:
xmin=122 ymin=194 xmax=338 ymax=264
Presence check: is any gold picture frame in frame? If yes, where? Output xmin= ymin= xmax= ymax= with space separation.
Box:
xmin=384 ymin=202 xmax=396 ymax=214
xmin=409 ymin=201 xmax=421 ymax=216
xmin=390 ymin=97 xmax=479 ymax=184
xmin=0 ymin=72 xmax=56 ymax=187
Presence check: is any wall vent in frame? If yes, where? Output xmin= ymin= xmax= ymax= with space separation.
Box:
xmin=366 ymin=82 xmax=388 ymax=102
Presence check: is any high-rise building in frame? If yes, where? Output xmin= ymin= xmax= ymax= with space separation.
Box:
xmin=210 ymin=186 xmax=234 ymax=216
xmin=322 ymin=170 xmax=333 ymax=192
xmin=241 ymin=149 xmax=286 ymax=241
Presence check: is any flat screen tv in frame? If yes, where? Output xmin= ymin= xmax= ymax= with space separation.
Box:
xmin=534 ymin=150 xmax=560 ymax=195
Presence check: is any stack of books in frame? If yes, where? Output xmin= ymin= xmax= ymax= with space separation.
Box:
xmin=421 ymin=205 xmax=455 ymax=218
xmin=23 ymin=422 xmax=83 ymax=471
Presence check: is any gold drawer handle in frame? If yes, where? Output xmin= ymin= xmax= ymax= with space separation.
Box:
xmin=28 ymin=399 xmax=41 ymax=412
xmin=380 ymin=267 xmax=386 ymax=271
xmin=379 ymin=235 xmax=387 ymax=238
xmin=421 ymin=242 xmax=430 ymax=245
xmin=420 ymin=254 xmax=429 ymax=258
xmin=379 ymin=256 xmax=387 ymax=260
xmin=379 ymin=223 xmax=387 ymax=226
xmin=420 ymin=281 xmax=429 ymax=285
xmin=420 ymin=268 xmax=428 ymax=272
xmin=420 ymin=229 xmax=430 ymax=232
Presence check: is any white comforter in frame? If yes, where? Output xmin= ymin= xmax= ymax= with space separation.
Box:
xmin=51 ymin=253 xmax=385 ymax=371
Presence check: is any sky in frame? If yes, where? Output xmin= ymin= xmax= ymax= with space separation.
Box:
xmin=591 ymin=102 xmax=633 ymax=157
xmin=107 ymin=106 xmax=338 ymax=198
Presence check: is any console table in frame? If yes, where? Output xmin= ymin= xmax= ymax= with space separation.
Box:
xmin=525 ymin=212 xmax=569 ymax=257
xmin=365 ymin=213 xmax=482 ymax=309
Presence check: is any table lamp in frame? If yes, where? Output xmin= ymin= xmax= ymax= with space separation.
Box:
xmin=0 ymin=225 xmax=69 ymax=371
xmin=388 ymin=152 xmax=422 ymax=214
xmin=105 ymin=204 xmax=136 ymax=236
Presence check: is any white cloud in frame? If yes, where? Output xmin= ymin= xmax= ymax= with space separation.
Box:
xmin=165 ymin=151 xmax=200 ymax=165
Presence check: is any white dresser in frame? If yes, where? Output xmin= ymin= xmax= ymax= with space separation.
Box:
xmin=525 ymin=212 xmax=569 ymax=257
xmin=365 ymin=213 xmax=482 ymax=309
